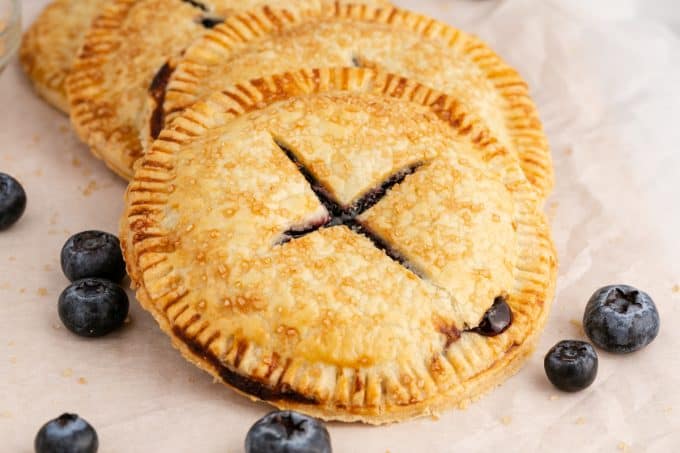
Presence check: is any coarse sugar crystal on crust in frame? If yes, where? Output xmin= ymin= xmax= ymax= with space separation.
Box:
xmin=121 ymin=67 xmax=557 ymax=424
xmin=148 ymin=2 xmax=553 ymax=201
xmin=65 ymin=0 xmax=389 ymax=179
xmin=20 ymin=0 xmax=108 ymax=113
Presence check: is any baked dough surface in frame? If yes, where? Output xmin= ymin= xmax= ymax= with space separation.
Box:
xmin=121 ymin=67 xmax=557 ymax=423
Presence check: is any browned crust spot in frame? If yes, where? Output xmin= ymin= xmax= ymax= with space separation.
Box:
xmin=439 ymin=324 xmax=461 ymax=348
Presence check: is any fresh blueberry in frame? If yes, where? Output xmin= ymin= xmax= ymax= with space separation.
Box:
xmin=544 ymin=340 xmax=598 ymax=392
xmin=0 ymin=172 xmax=27 ymax=230
xmin=60 ymin=231 xmax=126 ymax=282
xmin=58 ymin=278 xmax=129 ymax=337
xmin=583 ymin=284 xmax=660 ymax=353
xmin=34 ymin=413 xmax=98 ymax=453
xmin=245 ymin=411 xmax=332 ymax=453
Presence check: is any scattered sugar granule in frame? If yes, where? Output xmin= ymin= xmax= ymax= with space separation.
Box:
xmin=82 ymin=180 xmax=98 ymax=197
xmin=37 ymin=288 xmax=48 ymax=297
xmin=77 ymin=377 xmax=88 ymax=385
xmin=61 ymin=368 xmax=73 ymax=378
xmin=617 ymin=441 xmax=631 ymax=452
xmin=575 ymin=417 xmax=586 ymax=425
xmin=549 ymin=395 xmax=560 ymax=401
xmin=501 ymin=416 xmax=512 ymax=426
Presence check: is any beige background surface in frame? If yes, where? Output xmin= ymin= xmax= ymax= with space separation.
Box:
xmin=2 ymin=0 xmax=679 ymax=451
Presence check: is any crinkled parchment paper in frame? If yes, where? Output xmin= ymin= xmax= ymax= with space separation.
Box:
xmin=1 ymin=0 xmax=679 ymax=451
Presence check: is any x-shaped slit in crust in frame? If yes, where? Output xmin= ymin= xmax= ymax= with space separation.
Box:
xmin=273 ymin=139 xmax=425 ymax=278
xmin=272 ymin=138 xmax=514 ymax=338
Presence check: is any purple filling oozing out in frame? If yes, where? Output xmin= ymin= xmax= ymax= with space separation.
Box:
xmin=274 ymin=141 xmax=421 ymax=272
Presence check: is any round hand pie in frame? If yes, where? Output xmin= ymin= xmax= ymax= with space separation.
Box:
xmin=121 ymin=67 xmax=557 ymax=423
xmin=65 ymin=0 xmax=388 ymax=179
xmin=147 ymin=3 xmax=553 ymax=200
xmin=20 ymin=0 xmax=108 ymax=113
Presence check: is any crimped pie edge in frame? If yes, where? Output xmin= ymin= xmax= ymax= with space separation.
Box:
xmin=19 ymin=0 xmax=107 ymax=113
xmin=64 ymin=0 xmax=390 ymax=180
xmin=159 ymin=2 xmax=553 ymax=200
xmin=121 ymin=67 xmax=557 ymax=423
xmin=65 ymin=0 xmax=139 ymax=179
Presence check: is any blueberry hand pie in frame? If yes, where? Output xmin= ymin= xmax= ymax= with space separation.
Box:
xmin=65 ymin=0 xmax=388 ymax=179
xmin=20 ymin=0 xmax=108 ymax=113
xmin=148 ymin=3 xmax=553 ymax=200
xmin=121 ymin=67 xmax=557 ymax=423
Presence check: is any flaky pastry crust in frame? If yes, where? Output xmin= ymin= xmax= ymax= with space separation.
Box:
xmin=65 ymin=0 xmax=388 ymax=179
xmin=20 ymin=0 xmax=107 ymax=113
xmin=121 ymin=67 xmax=557 ymax=424
xmin=152 ymin=2 xmax=553 ymax=200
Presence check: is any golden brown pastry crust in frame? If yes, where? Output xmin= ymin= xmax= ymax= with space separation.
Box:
xmin=65 ymin=0 xmax=389 ymax=179
xmin=155 ymin=2 xmax=553 ymax=200
xmin=19 ymin=0 xmax=107 ymax=113
xmin=121 ymin=67 xmax=557 ymax=424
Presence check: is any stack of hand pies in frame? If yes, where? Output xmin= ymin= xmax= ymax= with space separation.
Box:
xmin=21 ymin=0 xmax=557 ymax=424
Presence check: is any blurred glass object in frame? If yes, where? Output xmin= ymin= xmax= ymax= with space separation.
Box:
xmin=0 ymin=0 xmax=21 ymax=75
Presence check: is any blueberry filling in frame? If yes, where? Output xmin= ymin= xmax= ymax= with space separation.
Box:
xmin=199 ymin=17 xmax=224 ymax=28
xmin=180 ymin=0 xmax=208 ymax=12
xmin=469 ymin=296 xmax=513 ymax=336
xmin=346 ymin=166 xmax=420 ymax=217
xmin=276 ymin=143 xmax=344 ymax=218
xmin=174 ymin=327 xmax=317 ymax=404
xmin=346 ymin=220 xmax=424 ymax=277
xmin=149 ymin=62 xmax=175 ymax=140
xmin=278 ymin=215 xmax=331 ymax=244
